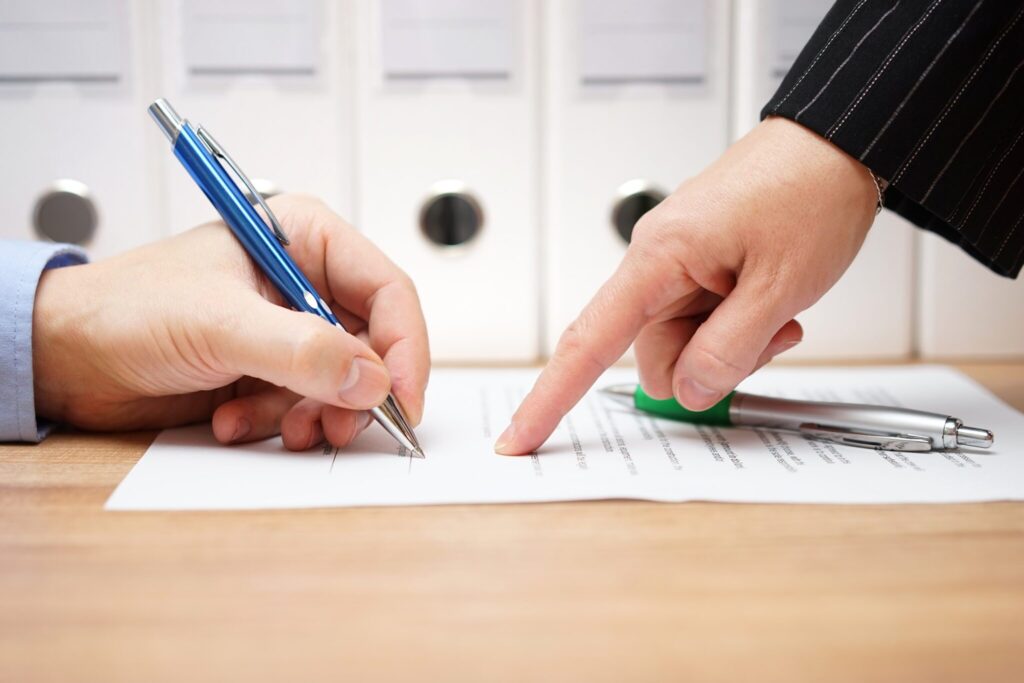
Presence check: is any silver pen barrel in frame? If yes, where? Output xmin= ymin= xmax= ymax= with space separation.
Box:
xmin=729 ymin=393 xmax=992 ymax=450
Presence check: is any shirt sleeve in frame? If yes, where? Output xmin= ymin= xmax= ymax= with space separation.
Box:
xmin=762 ymin=0 xmax=1024 ymax=278
xmin=0 ymin=239 xmax=88 ymax=443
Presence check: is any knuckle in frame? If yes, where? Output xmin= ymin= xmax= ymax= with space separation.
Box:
xmin=628 ymin=210 xmax=700 ymax=272
xmin=746 ymin=266 xmax=809 ymax=317
xmin=364 ymin=273 xmax=419 ymax=315
xmin=628 ymin=213 xmax=674 ymax=257
xmin=288 ymin=325 xmax=344 ymax=381
xmin=395 ymin=271 xmax=417 ymax=297
xmin=272 ymin=194 xmax=341 ymax=235
xmin=628 ymin=212 xmax=661 ymax=245
xmin=325 ymin=413 xmax=361 ymax=448
xmin=686 ymin=344 xmax=749 ymax=388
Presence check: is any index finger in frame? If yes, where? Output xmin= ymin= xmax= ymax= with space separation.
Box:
xmin=270 ymin=195 xmax=431 ymax=425
xmin=320 ymin=216 xmax=430 ymax=427
xmin=495 ymin=256 xmax=680 ymax=455
xmin=362 ymin=276 xmax=430 ymax=426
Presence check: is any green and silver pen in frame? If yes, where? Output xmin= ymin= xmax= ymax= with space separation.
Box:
xmin=601 ymin=384 xmax=994 ymax=452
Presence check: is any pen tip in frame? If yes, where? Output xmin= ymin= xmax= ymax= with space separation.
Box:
xmin=411 ymin=447 xmax=426 ymax=459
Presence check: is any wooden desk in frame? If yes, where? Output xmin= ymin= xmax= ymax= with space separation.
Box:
xmin=2 ymin=364 xmax=1023 ymax=683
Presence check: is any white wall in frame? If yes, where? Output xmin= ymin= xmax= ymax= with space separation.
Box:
xmin=0 ymin=0 xmax=1018 ymax=361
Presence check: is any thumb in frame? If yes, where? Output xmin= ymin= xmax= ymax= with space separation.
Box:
xmin=673 ymin=281 xmax=795 ymax=410
xmin=213 ymin=296 xmax=391 ymax=410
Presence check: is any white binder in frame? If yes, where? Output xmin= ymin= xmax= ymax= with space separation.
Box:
xmin=542 ymin=0 xmax=732 ymax=357
xmin=733 ymin=0 xmax=915 ymax=359
xmin=918 ymin=234 xmax=1024 ymax=357
xmin=354 ymin=0 xmax=540 ymax=362
xmin=157 ymin=0 xmax=356 ymax=233
xmin=0 ymin=0 xmax=162 ymax=258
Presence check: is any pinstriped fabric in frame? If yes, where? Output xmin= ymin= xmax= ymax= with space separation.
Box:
xmin=976 ymin=153 xmax=1024 ymax=241
xmin=891 ymin=4 xmax=1024 ymax=186
xmin=953 ymin=126 xmax=1024 ymax=228
xmin=763 ymin=0 xmax=1024 ymax=278
xmin=862 ymin=0 xmax=984 ymax=160
xmin=994 ymin=211 xmax=1024 ymax=262
xmin=793 ymin=3 xmax=901 ymax=121
xmin=826 ymin=0 xmax=945 ymax=139
xmin=773 ymin=0 xmax=870 ymax=110
xmin=920 ymin=56 xmax=1024 ymax=202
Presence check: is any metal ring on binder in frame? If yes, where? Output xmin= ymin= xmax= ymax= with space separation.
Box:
xmin=32 ymin=179 xmax=99 ymax=246
xmin=611 ymin=179 xmax=666 ymax=245
xmin=419 ymin=180 xmax=484 ymax=251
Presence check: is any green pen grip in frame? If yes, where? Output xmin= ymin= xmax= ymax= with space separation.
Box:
xmin=634 ymin=387 xmax=736 ymax=426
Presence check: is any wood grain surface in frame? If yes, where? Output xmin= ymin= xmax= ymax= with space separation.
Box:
xmin=2 ymin=364 xmax=1023 ymax=683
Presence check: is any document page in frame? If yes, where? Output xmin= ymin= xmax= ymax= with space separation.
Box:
xmin=106 ymin=366 xmax=1024 ymax=510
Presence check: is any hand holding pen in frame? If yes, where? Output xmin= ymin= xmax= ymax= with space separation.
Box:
xmin=148 ymin=99 xmax=426 ymax=455
xmin=33 ymin=176 xmax=429 ymax=451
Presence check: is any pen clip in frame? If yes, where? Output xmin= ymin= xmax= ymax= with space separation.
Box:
xmin=798 ymin=423 xmax=933 ymax=452
xmin=195 ymin=126 xmax=290 ymax=246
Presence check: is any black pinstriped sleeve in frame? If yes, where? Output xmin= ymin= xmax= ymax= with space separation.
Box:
xmin=762 ymin=0 xmax=1024 ymax=278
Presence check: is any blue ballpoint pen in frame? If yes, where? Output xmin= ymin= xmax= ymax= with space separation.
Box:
xmin=148 ymin=98 xmax=424 ymax=458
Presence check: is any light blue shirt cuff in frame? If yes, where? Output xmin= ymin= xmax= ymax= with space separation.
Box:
xmin=0 ymin=240 xmax=88 ymax=443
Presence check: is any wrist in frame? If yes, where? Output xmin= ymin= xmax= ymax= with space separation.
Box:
xmin=761 ymin=115 xmax=879 ymax=223
xmin=32 ymin=264 xmax=91 ymax=423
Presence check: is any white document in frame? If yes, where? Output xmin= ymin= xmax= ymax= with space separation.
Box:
xmin=379 ymin=0 xmax=514 ymax=80
xmin=106 ymin=366 xmax=1024 ymax=510
xmin=578 ymin=0 xmax=708 ymax=85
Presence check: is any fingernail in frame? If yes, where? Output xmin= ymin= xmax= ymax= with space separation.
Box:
xmin=339 ymin=358 xmax=390 ymax=408
xmin=677 ymin=378 xmax=723 ymax=410
xmin=355 ymin=411 xmax=372 ymax=432
xmin=306 ymin=420 xmax=324 ymax=450
xmin=770 ymin=339 xmax=801 ymax=358
xmin=494 ymin=423 xmax=517 ymax=455
xmin=231 ymin=418 xmax=251 ymax=443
